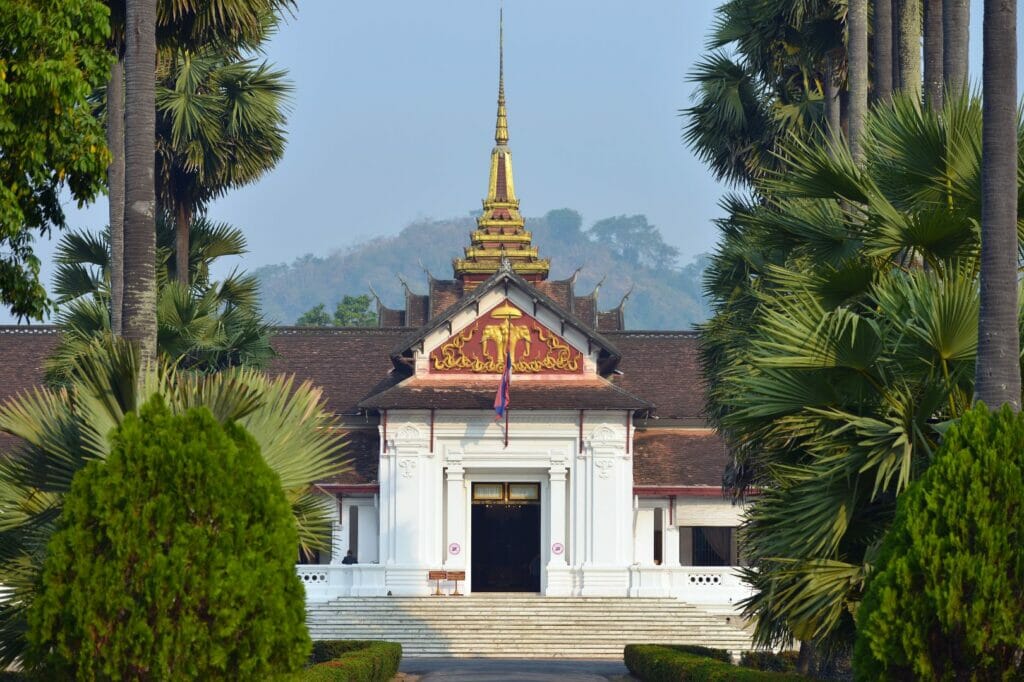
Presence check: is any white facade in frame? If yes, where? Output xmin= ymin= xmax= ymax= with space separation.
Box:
xmin=297 ymin=274 xmax=751 ymax=608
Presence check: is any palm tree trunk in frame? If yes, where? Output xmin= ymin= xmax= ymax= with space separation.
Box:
xmin=175 ymin=203 xmax=191 ymax=286
xmin=824 ymin=56 xmax=842 ymax=143
xmin=848 ymin=0 xmax=869 ymax=163
xmin=897 ymin=0 xmax=923 ymax=101
xmin=122 ymin=0 xmax=158 ymax=361
xmin=874 ymin=0 xmax=895 ymax=103
xmin=975 ymin=0 xmax=1020 ymax=409
xmin=107 ymin=56 xmax=126 ymax=335
xmin=924 ymin=0 xmax=944 ymax=110
xmin=943 ymin=0 xmax=970 ymax=98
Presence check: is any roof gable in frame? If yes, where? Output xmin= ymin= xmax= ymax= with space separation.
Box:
xmin=429 ymin=299 xmax=585 ymax=375
xmin=391 ymin=268 xmax=621 ymax=375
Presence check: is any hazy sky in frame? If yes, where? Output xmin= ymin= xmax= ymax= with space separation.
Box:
xmin=5 ymin=2 xmax=1020 ymax=324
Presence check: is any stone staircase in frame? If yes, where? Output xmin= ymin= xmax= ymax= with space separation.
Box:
xmin=306 ymin=595 xmax=754 ymax=659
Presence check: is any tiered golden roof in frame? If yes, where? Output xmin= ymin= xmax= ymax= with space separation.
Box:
xmin=453 ymin=10 xmax=550 ymax=286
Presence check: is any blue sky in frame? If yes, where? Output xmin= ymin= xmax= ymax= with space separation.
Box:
xmin=5 ymin=2 xmax=1020 ymax=324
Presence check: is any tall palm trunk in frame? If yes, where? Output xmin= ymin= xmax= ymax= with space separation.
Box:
xmin=874 ymin=0 xmax=895 ymax=103
xmin=924 ymin=0 xmax=944 ymax=109
xmin=106 ymin=57 xmax=125 ymax=335
xmin=943 ymin=0 xmax=970 ymax=98
xmin=122 ymin=0 xmax=158 ymax=361
xmin=824 ymin=56 xmax=842 ymax=143
xmin=975 ymin=0 xmax=1020 ymax=409
xmin=848 ymin=0 xmax=869 ymax=163
xmin=175 ymin=203 xmax=191 ymax=286
xmin=897 ymin=0 xmax=923 ymax=101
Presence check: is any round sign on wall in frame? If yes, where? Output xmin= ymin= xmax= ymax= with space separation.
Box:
xmin=551 ymin=542 xmax=564 ymax=556
xmin=448 ymin=542 xmax=461 ymax=556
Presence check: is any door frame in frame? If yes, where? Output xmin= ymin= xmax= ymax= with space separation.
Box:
xmin=462 ymin=470 xmax=549 ymax=595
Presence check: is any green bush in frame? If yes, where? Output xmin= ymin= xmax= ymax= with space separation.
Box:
xmin=663 ymin=644 xmax=733 ymax=663
xmin=853 ymin=403 xmax=1024 ymax=680
xmin=740 ymin=650 xmax=800 ymax=672
xmin=301 ymin=641 xmax=402 ymax=681
xmin=25 ymin=396 xmax=311 ymax=679
xmin=624 ymin=644 xmax=807 ymax=681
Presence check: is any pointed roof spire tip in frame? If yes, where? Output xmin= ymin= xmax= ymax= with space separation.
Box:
xmin=495 ymin=2 xmax=508 ymax=145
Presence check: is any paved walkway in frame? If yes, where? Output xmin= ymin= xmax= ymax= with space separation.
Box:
xmin=399 ymin=657 xmax=632 ymax=682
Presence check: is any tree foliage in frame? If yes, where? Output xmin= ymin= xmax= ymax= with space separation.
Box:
xmin=853 ymin=403 xmax=1024 ymax=680
xmin=0 ymin=338 xmax=344 ymax=665
xmin=700 ymin=92 xmax=1024 ymax=652
xmin=0 ymin=0 xmax=113 ymax=319
xmin=25 ymin=396 xmax=311 ymax=679
xmin=259 ymin=209 xmax=707 ymax=331
xmin=46 ymin=213 xmax=274 ymax=383
xmin=296 ymin=294 xmax=377 ymax=327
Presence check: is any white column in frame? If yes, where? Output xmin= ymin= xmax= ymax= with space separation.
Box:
xmin=444 ymin=461 xmax=467 ymax=570
xmin=546 ymin=458 xmax=571 ymax=596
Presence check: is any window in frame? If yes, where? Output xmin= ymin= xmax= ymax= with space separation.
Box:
xmin=348 ymin=504 xmax=359 ymax=559
xmin=653 ymin=508 xmax=664 ymax=565
xmin=679 ymin=526 xmax=735 ymax=566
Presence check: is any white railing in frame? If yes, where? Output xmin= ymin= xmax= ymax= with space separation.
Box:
xmin=628 ymin=565 xmax=752 ymax=605
xmin=296 ymin=564 xmax=387 ymax=601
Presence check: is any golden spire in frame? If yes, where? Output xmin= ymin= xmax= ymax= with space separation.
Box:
xmin=452 ymin=4 xmax=550 ymax=288
xmin=495 ymin=6 xmax=508 ymax=145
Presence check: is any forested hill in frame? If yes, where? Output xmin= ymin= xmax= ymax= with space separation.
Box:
xmin=253 ymin=209 xmax=710 ymax=330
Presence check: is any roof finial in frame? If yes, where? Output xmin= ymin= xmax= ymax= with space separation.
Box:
xmin=495 ymin=3 xmax=508 ymax=145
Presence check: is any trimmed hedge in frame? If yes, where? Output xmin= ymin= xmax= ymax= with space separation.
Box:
xmin=740 ymin=650 xmax=800 ymax=672
xmin=624 ymin=645 xmax=807 ymax=681
xmin=301 ymin=641 xmax=402 ymax=682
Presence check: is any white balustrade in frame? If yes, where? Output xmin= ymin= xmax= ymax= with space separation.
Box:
xmin=627 ymin=565 xmax=752 ymax=606
xmin=296 ymin=564 xmax=387 ymax=601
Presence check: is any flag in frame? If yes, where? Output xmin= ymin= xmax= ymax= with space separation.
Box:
xmin=494 ymin=345 xmax=511 ymax=419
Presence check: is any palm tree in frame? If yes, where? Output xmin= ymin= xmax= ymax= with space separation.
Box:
xmin=924 ymin=0 xmax=944 ymax=110
xmin=122 ymin=0 xmax=158 ymax=359
xmin=975 ymin=0 xmax=1020 ymax=408
xmin=0 ymin=338 xmax=346 ymax=664
xmin=155 ymin=50 xmax=290 ymax=286
xmin=48 ymin=214 xmax=274 ymax=382
xmin=701 ymin=92 xmax=1015 ymax=651
xmin=682 ymin=0 xmax=839 ymax=187
xmin=897 ymin=0 xmax=922 ymax=99
xmin=848 ymin=0 xmax=868 ymax=161
xmin=106 ymin=0 xmax=293 ymax=333
xmin=943 ymin=0 xmax=969 ymax=98
xmin=873 ymin=0 xmax=895 ymax=103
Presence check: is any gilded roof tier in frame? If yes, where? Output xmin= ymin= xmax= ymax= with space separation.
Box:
xmin=453 ymin=9 xmax=550 ymax=286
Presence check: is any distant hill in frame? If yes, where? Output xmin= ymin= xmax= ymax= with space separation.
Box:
xmin=253 ymin=209 xmax=710 ymax=330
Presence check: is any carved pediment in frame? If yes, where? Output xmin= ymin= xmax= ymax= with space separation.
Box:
xmin=429 ymin=299 xmax=583 ymax=374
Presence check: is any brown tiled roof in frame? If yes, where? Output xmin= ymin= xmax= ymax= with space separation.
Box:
xmin=535 ymin=279 xmax=572 ymax=310
xmin=429 ymin=279 xmax=464 ymax=319
xmin=573 ymin=295 xmax=597 ymax=328
xmin=359 ymin=378 xmax=650 ymax=411
xmin=320 ymin=428 xmax=379 ymax=485
xmin=378 ymin=306 xmax=405 ymax=327
xmin=632 ymin=428 xmax=728 ymax=487
xmin=597 ymin=309 xmax=623 ymax=331
xmin=605 ymin=331 xmax=705 ymax=420
xmin=0 ymin=327 xmax=60 ymax=454
xmin=405 ymin=293 xmax=429 ymax=328
xmin=269 ymin=328 xmax=409 ymax=415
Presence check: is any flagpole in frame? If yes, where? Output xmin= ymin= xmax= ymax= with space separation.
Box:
xmin=504 ymin=313 xmax=511 ymax=448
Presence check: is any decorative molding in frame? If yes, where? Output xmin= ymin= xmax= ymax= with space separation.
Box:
xmin=398 ymin=458 xmax=418 ymax=479
xmin=595 ymin=458 xmax=614 ymax=479
xmin=588 ymin=425 xmax=617 ymax=443
xmin=395 ymin=424 xmax=424 ymax=442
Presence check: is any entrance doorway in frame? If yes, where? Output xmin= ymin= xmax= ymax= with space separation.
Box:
xmin=470 ymin=482 xmax=541 ymax=592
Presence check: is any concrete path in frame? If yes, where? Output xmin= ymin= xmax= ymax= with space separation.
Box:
xmin=399 ymin=657 xmax=632 ymax=682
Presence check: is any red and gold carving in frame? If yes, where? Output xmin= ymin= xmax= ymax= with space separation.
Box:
xmin=430 ymin=301 xmax=583 ymax=374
